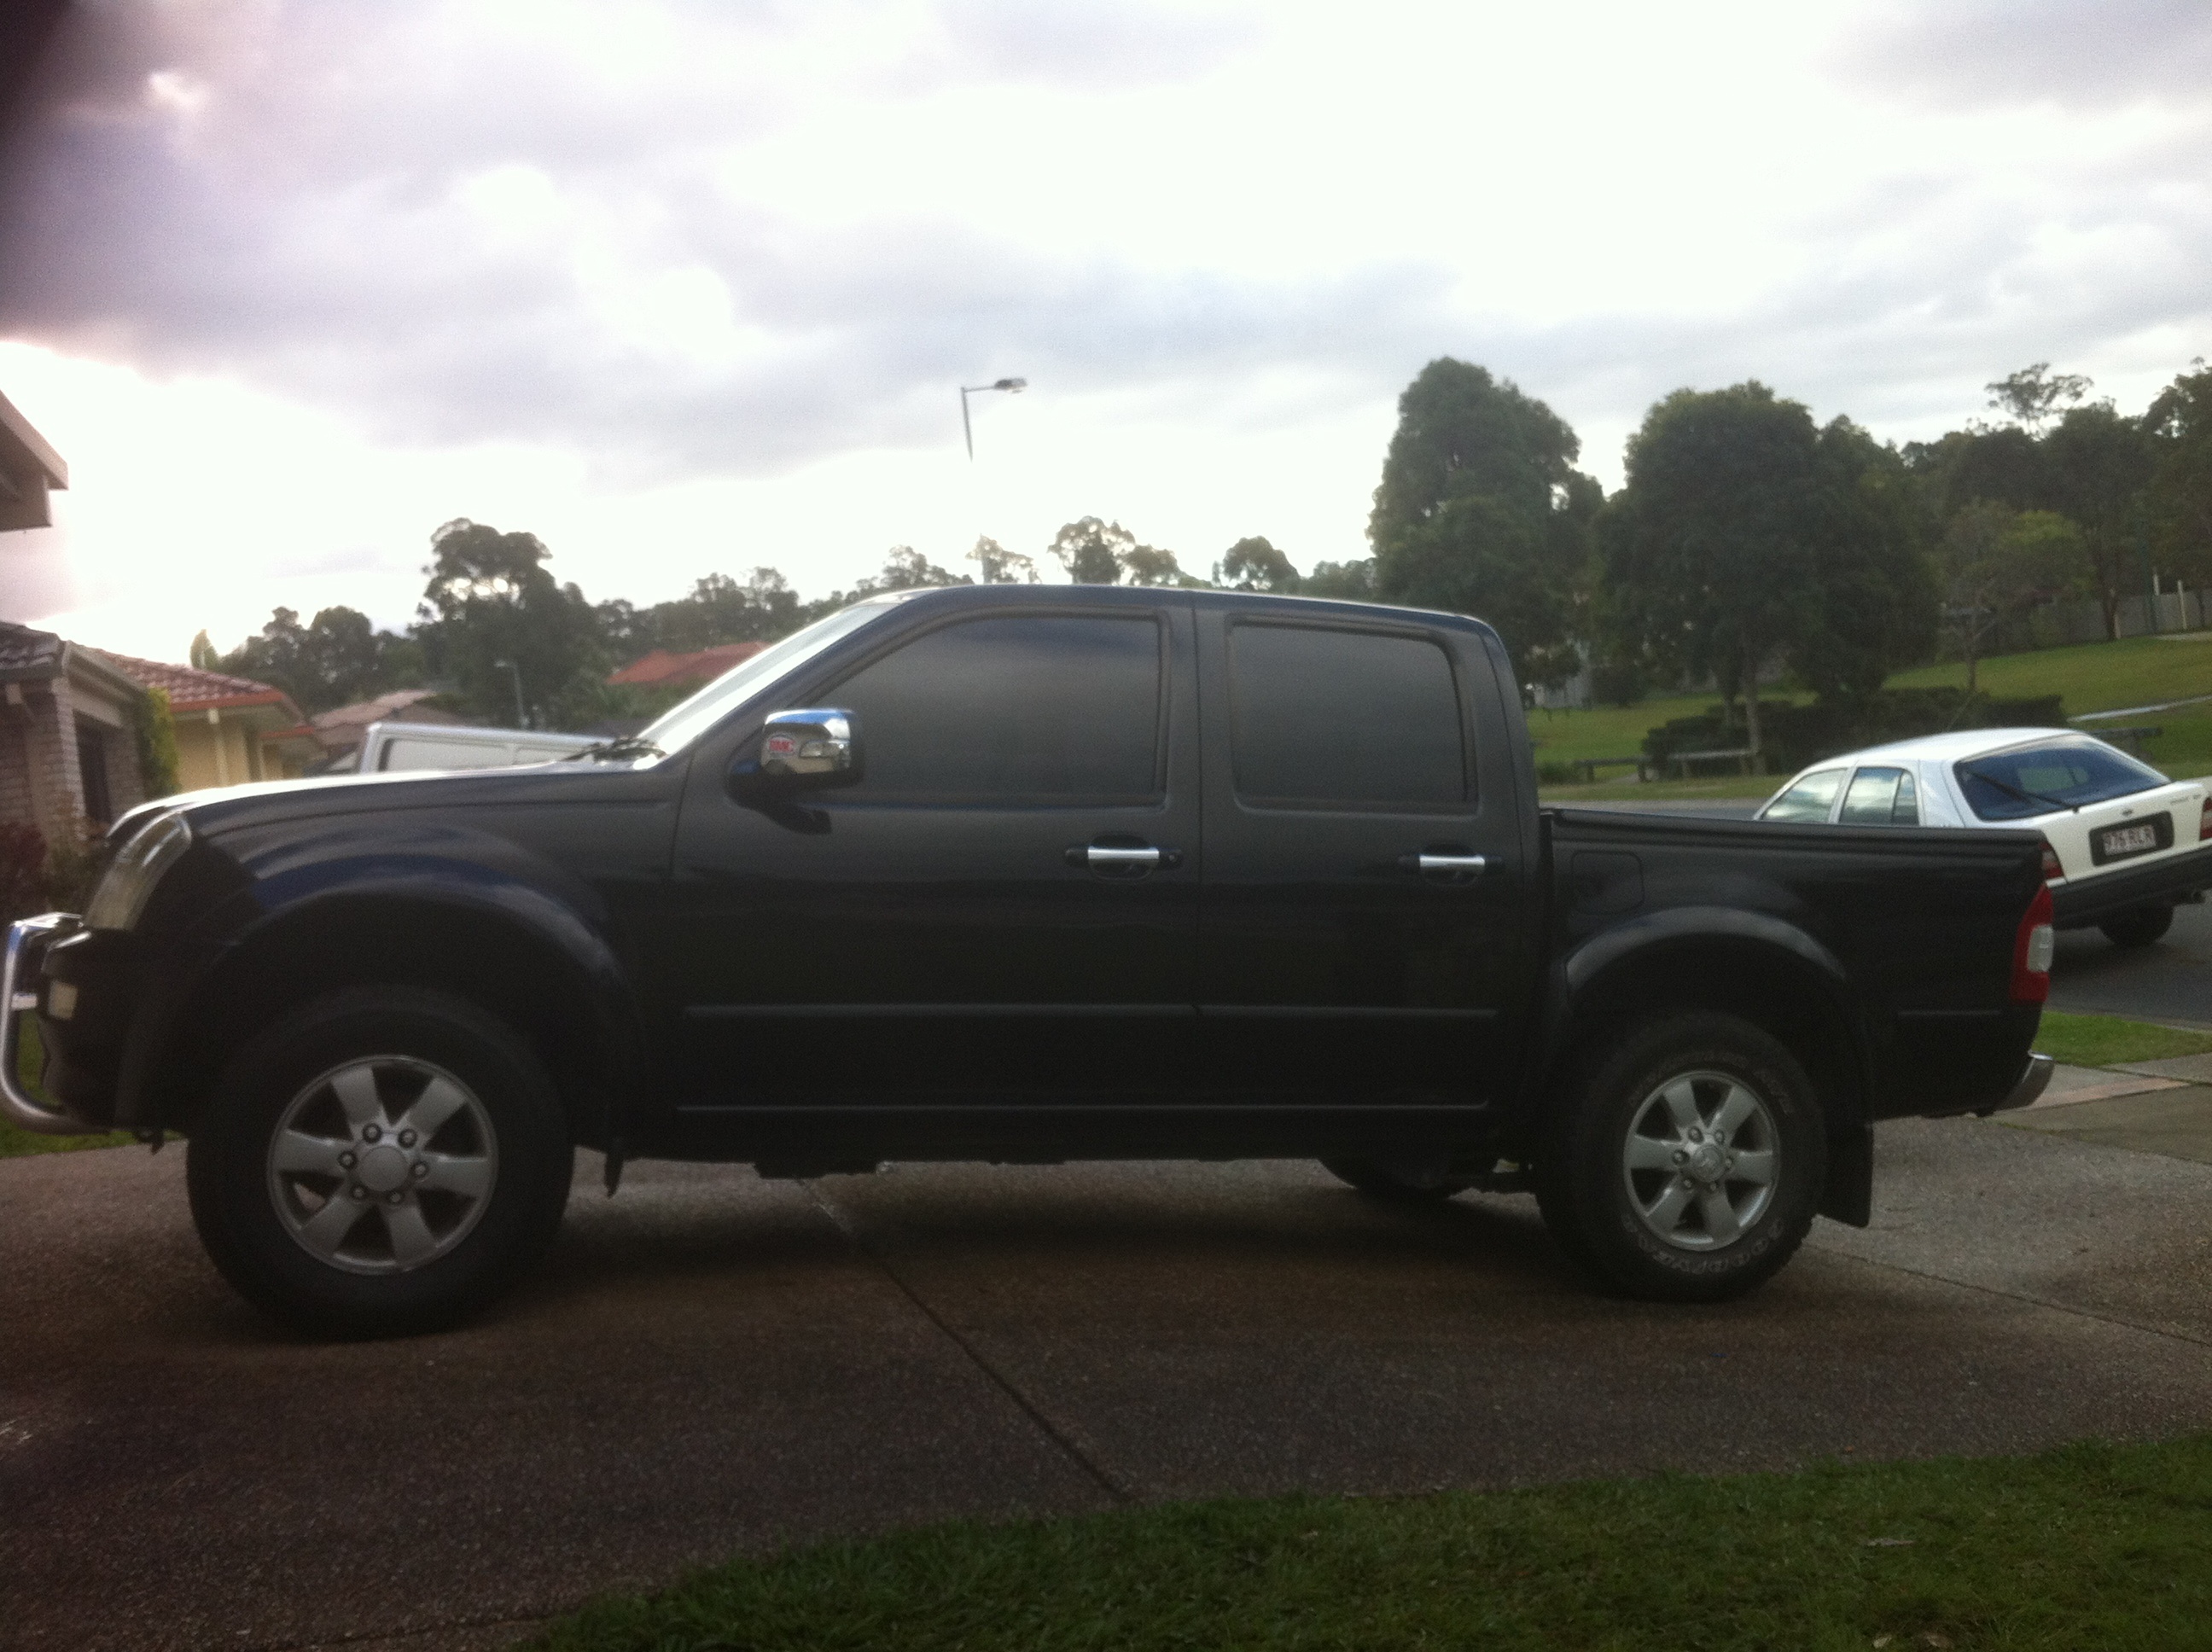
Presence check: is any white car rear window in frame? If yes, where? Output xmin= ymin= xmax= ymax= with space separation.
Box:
xmin=1955 ymin=738 xmax=2165 ymax=822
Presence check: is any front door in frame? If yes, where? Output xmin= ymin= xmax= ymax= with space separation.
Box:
xmin=665 ymin=593 xmax=1202 ymax=1110
xmin=1194 ymin=606 xmax=1536 ymax=1108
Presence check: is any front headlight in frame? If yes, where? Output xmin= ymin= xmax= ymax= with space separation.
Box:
xmin=83 ymin=811 xmax=193 ymax=932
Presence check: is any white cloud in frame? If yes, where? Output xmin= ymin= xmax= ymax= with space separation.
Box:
xmin=2 ymin=0 xmax=2209 ymax=661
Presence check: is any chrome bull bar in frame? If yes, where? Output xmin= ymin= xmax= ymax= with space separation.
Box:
xmin=2 ymin=913 xmax=95 ymax=1135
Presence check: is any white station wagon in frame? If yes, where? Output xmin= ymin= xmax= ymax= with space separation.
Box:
xmin=1758 ymin=729 xmax=2212 ymax=946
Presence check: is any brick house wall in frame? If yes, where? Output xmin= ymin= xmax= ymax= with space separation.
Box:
xmin=0 ymin=676 xmax=86 ymax=846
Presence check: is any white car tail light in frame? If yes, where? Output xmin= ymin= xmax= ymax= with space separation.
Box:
xmin=2200 ymin=796 xmax=2210 ymax=841
xmin=2040 ymin=838 xmax=2064 ymax=881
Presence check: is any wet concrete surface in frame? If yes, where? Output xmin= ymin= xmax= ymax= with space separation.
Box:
xmin=5 ymin=1117 xmax=2211 ymax=1652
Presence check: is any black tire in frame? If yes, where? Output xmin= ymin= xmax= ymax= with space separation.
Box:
xmin=1534 ymin=1012 xmax=1825 ymax=1303
xmin=187 ymin=986 xmax=573 ymax=1339
xmin=1319 ymin=1155 xmax=1474 ymax=1204
xmin=2099 ymin=905 xmax=2174 ymax=948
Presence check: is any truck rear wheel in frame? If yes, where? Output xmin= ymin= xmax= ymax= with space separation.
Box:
xmin=186 ymin=986 xmax=573 ymax=1339
xmin=1535 ymin=1012 xmax=1824 ymax=1303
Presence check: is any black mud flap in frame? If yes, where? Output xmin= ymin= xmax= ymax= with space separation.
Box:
xmin=1819 ymin=1120 xmax=1872 ymax=1227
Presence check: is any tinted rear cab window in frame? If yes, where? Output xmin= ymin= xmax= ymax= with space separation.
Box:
xmin=1228 ymin=623 xmax=1465 ymax=808
xmin=1956 ymin=739 xmax=2166 ymax=821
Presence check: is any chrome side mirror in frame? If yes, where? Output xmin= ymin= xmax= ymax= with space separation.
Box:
xmin=729 ymin=707 xmax=862 ymax=799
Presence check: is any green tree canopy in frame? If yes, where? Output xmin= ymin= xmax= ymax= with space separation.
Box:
xmin=1045 ymin=518 xmax=1185 ymax=585
xmin=1049 ymin=517 xmax=1130 ymax=584
xmin=1217 ymin=536 xmax=1300 ymax=592
xmin=968 ymin=536 xmax=1038 ymax=584
xmin=416 ymin=518 xmax=603 ymax=729
xmin=2147 ymin=360 xmax=2212 ymax=585
xmin=1366 ymin=358 xmax=1599 ymax=688
xmin=219 ymin=604 xmax=416 ymax=714
xmin=1599 ymin=382 xmax=1933 ymax=759
xmin=1985 ymin=362 xmax=2093 ymax=435
xmin=1301 ymin=558 xmax=1376 ymax=600
xmin=867 ymin=546 xmax=969 ymax=591
xmin=1937 ymin=503 xmax=2084 ymax=690
xmin=2043 ymin=402 xmax=2156 ymax=639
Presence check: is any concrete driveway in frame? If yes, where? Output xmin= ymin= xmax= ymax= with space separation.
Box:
xmin=7 ymin=1114 xmax=2212 ymax=1652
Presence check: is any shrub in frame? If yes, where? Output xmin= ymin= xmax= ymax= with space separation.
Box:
xmin=1588 ymin=659 xmax=1647 ymax=708
xmin=132 ymin=686 xmax=179 ymax=800
xmin=1 ymin=821 xmax=45 ymax=924
xmin=1643 ymin=689 xmax=2067 ymax=774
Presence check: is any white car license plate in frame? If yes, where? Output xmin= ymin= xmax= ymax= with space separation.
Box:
xmin=2100 ymin=823 xmax=2159 ymax=858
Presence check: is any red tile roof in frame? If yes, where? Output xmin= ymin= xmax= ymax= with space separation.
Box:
xmin=608 ymin=641 xmax=765 ymax=688
xmin=93 ymin=650 xmax=301 ymax=718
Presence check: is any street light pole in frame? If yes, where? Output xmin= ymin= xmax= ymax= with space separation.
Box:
xmin=959 ymin=377 xmax=1027 ymax=460
xmin=492 ymin=658 xmax=527 ymax=729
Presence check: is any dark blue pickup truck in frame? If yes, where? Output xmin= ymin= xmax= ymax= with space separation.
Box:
xmin=3 ymin=585 xmax=2055 ymax=1336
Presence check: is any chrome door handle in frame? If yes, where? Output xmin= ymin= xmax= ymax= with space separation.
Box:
xmin=1400 ymin=852 xmax=1487 ymax=874
xmin=1087 ymin=846 xmax=1161 ymax=867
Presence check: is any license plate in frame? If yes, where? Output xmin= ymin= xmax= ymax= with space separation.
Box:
xmin=2099 ymin=823 xmax=2159 ymax=858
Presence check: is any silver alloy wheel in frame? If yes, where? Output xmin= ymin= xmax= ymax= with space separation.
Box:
xmin=1620 ymin=1067 xmax=1779 ymax=1252
xmin=265 ymin=1056 xmax=499 ymax=1275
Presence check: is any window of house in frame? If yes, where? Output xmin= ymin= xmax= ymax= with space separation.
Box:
xmin=75 ymin=721 xmax=113 ymax=823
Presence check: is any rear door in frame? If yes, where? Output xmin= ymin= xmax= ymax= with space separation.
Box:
xmin=1193 ymin=605 xmax=1538 ymax=1107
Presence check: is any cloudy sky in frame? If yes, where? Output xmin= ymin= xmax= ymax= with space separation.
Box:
xmin=2 ymin=0 xmax=2209 ymax=660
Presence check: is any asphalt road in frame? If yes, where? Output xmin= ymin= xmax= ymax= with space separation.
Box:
xmin=2050 ymin=896 xmax=2212 ymax=1026
xmin=6 ymin=1119 xmax=2212 ymax=1652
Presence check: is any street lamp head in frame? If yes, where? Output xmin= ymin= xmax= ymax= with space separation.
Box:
xmin=992 ymin=378 xmax=1027 ymax=393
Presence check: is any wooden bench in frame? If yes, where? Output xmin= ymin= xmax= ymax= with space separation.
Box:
xmin=1574 ymin=754 xmax=1652 ymax=782
xmin=1668 ymin=747 xmax=1756 ymax=777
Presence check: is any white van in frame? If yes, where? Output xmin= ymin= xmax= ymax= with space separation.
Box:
xmin=352 ymin=720 xmax=602 ymax=773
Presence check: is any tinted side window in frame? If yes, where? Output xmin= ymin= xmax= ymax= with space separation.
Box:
xmin=1229 ymin=624 xmax=1465 ymax=807
xmin=830 ymin=614 xmax=1161 ymax=800
xmin=1762 ymin=769 xmax=1844 ymax=823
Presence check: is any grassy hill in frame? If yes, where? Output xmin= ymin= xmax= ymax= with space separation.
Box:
xmin=1534 ymin=632 xmax=2212 ymax=803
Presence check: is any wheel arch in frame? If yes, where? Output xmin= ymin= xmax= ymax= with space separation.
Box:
xmin=1539 ymin=913 xmax=1874 ymax=1225
xmin=124 ymin=887 xmax=643 ymax=1148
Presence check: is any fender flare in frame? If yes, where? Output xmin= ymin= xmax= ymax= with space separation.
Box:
xmin=118 ymin=854 xmax=647 ymax=1143
xmin=1536 ymin=906 xmax=1876 ymax=1226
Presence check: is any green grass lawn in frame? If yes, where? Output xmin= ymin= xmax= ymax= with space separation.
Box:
xmin=1 ymin=1017 xmax=131 ymax=1158
xmin=2034 ymin=1010 xmax=2212 ymax=1069
xmin=1890 ymin=633 xmax=2212 ymax=779
xmin=1522 ymin=690 xmax=1804 ymax=771
xmin=528 ymin=1432 xmax=2212 ymax=1652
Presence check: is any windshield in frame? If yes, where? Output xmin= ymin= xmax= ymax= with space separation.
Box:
xmin=637 ymin=601 xmax=897 ymax=755
xmin=1955 ymin=737 xmax=2168 ymax=821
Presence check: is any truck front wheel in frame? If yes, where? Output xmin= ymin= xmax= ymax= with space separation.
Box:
xmin=1535 ymin=1013 xmax=1825 ymax=1303
xmin=186 ymin=986 xmax=573 ymax=1338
